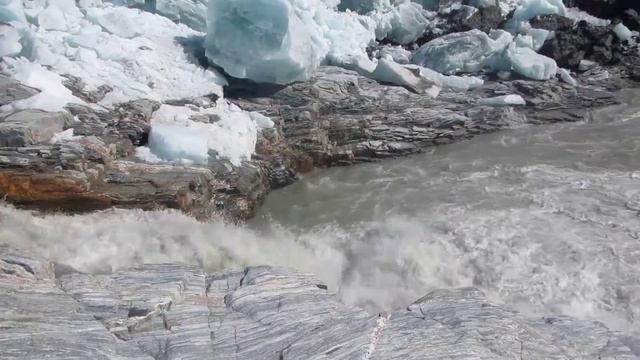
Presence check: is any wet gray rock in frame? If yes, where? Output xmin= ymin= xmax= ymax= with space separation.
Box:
xmin=232 ymin=66 xmax=620 ymax=167
xmin=2 ymin=248 xmax=638 ymax=359
xmin=0 ymin=110 xmax=70 ymax=147
xmin=0 ymin=74 xmax=39 ymax=106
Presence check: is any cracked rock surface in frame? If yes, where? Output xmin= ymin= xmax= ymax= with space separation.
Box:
xmin=2 ymin=247 xmax=638 ymax=359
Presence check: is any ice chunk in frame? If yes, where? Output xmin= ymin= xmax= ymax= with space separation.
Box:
xmin=109 ymin=0 xmax=209 ymax=32
xmin=205 ymin=0 xmax=326 ymax=84
xmin=466 ymin=0 xmax=498 ymax=9
xmin=511 ymin=0 xmax=566 ymax=22
xmin=150 ymin=103 xmax=258 ymax=166
xmin=613 ymin=23 xmax=632 ymax=42
xmin=0 ymin=59 xmax=83 ymax=113
xmin=497 ymin=70 xmax=511 ymax=80
xmin=412 ymin=65 xmax=484 ymax=90
xmin=49 ymin=128 xmax=78 ymax=143
xmin=558 ymin=68 xmax=577 ymax=86
xmin=250 ymin=112 xmax=275 ymax=129
xmin=515 ymin=34 xmax=534 ymax=49
xmin=506 ymin=44 xmax=557 ymax=80
xmin=578 ymin=60 xmax=597 ymax=72
xmin=149 ymin=124 xmax=209 ymax=164
xmin=412 ymin=29 xmax=513 ymax=75
xmin=478 ymin=94 xmax=526 ymax=106
xmin=527 ymin=28 xmax=550 ymax=51
xmin=86 ymin=7 xmax=142 ymax=39
xmin=378 ymin=46 xmax=412 ymax=64
xmin=565 ymin=7 xmax=610 ymax=27
xmin=37 ymin=4 xmax=67 ymax=31
xmin=0 ymin=23 xmax=22 ymax=57
xmin=0 ymin=0 xmax=26 ymax=23
xmin=371 ymin=57 xmax=441 ymax=96
xmin=372 ymin=1 xmax=430 ymax=44
xmin=506 ymin=0 xmax=566 ymax=33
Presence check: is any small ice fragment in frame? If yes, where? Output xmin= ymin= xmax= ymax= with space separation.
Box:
xmin=478 ymin=94 xmax=526 ymax=106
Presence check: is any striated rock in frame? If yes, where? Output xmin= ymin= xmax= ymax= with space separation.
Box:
xmin=232 ymin=66 xmax=619 ymax=167
xmin=1 ymin=247 xmax=638 ymax=359
xmin=0 ymin=110 xmax=71 ymax=147
xmin=529 ymin=14 xmax=575 ymax=31
xmin=539 ymin=21 xmax=625 ymax=68
xmin=0 ymin=74 xmax=39 ymax=106
xmin=0 ymin=65 xmax=635 ymax=220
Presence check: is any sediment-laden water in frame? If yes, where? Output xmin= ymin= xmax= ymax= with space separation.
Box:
xmin=2 ymin=90 xmax=639 ymax=335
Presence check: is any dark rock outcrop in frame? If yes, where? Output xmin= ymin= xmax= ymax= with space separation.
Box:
xmin=539 ymin=21 xmax=629 ymax=68
xmin=2 ymin=247 xmax=638 ymax=359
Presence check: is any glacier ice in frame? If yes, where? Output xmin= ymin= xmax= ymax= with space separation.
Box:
xmin=0 ymin=59 xmax=83 ymax=113
xmin=205 ymin=0 xmax=326 ymax=84
xmin=149 ymin=124 xmax=210 ymax=164
xmin=506 ymin=44 xmax=557 ymax=80
xmin=371 ymin=1 xmax=430 ymax=45
xmin=86 ymin=7 xmax=142 ymax=38
xmin=578 ymin=60 xmax=597 ymax=72
xmin=613 ymin=23 xmax=632 ymax=42
xmin=412 ymin=65 xmax=484 ymax=91
xmin=0 ymin=23 xmax=22 ymax=57
xmin=505 ymin=0 xmax=566 ymax=33
xmin=205 ymin=0 xmax=374 ymax=84
xmin=250 ymin=112 xmax=275 ymax=130
xmin=108 ymin=0 xmax=209 ymax=31
xmin=477 ymin=94 xmax=526 ymax=106
xmin=372 ymin=57 xmax=441 ymax=96
xmin=148 ymin=103 xmax=258 ymax=166
xmin=0 ymin=0 xmax=25 ymax=23
xmin=377 ymin=46 xmax=412 ymax=64
xmin=511 ymin=0 xmax=566 ymax=22
xmin=8 ymin=2 xmax=227 ymax=107
xmin=411 ymin=29 xmax=513 ymax=75
xmin=558 ymin=68 xmax=577 ymax=86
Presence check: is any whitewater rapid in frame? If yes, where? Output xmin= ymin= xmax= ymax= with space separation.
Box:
xmin=1 ymin=90 xmax=639 ymax=336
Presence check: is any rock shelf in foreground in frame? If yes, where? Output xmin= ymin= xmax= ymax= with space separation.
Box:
xmin=1 ymin=247 xmax=639 ymax=359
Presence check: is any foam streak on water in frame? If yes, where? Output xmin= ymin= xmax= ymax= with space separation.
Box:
xmin=1 ymin=91 xmax=640 ymax=336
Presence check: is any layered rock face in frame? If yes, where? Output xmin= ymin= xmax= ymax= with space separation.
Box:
xmin=1 ymin=62 xmax=635 ymax=220
xmin=2 ymin=247 xmax=639 ymax=359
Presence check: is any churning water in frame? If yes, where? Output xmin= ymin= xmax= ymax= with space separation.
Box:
xmin=2 ymin=90 xmax=639 ymax=335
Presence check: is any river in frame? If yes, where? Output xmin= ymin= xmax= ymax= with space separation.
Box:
xmin=2 ymin=90 xmax=639 ymax=335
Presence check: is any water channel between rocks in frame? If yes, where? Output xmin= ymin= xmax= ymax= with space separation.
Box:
xmin=2 ymin=90 xmax=639 ymax=336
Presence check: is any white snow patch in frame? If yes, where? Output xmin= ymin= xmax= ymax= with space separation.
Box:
xmin=0 ymin=59 xmax=84 ymax=113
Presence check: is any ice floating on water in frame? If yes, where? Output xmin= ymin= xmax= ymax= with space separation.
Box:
xmin=613 ymin=23 xmax=632 ymax=42
xmin=478 ymin=94 xmax=526 ymax=106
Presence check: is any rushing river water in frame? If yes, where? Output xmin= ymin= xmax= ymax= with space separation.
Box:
xmin=1 ymin=90 xmax=639 ymax=335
